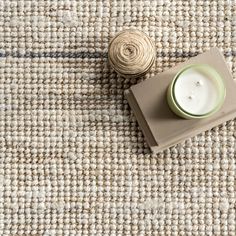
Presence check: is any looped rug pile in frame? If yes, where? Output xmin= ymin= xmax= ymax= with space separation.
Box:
xmin=0 ymin=0 xmax=236 ymax=235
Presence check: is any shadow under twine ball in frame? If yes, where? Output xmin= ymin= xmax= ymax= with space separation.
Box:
xmin=108 ymin=29 xmax=156 ymax=78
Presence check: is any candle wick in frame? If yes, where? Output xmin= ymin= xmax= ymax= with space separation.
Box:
xmin=196 ymin=80 xmax=203 ymax=86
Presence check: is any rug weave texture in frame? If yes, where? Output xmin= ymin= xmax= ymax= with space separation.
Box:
xmin=1 ymin=0 xmax=236 ymax=235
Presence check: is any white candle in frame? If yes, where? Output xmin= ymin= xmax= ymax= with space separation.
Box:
xmin=174 ymin=67 xmax=219 ymax=115
xmin=167 ymin=64 xmax=226 ymax=119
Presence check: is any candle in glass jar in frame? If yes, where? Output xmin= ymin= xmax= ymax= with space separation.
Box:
xmin=167 ymin=64 xmax=226 ymax=119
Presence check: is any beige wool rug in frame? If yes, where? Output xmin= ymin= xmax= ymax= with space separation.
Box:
xmin=1 ymin=0 xmax=236 ymax=235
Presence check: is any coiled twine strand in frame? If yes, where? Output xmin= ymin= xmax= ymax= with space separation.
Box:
xmin=108 ymin=29 xmax=155 ymax=78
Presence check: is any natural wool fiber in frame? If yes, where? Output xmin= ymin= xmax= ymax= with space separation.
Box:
xmin=108 ymin=30 xmax=155 ymax=78
xmin=0 ymin=0 xmax=236 ymax=235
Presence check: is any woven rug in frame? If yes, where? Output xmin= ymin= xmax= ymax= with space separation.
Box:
xmin=1 ymin=0 xmax=236 ymax=235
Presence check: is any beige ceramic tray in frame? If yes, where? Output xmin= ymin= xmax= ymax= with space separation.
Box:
xmin=125 ymin=48 xmax=236 ymax=153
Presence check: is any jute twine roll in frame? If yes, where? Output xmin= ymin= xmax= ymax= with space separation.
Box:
xmin=108 ymin=29 xmax=156 ymax=78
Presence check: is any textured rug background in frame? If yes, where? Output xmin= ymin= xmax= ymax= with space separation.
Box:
xmin=1 ymin=0 xmax=236 ymax=235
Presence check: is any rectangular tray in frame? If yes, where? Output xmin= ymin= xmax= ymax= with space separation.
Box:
xmin=125 ymin=48 xmax=236 ymax=153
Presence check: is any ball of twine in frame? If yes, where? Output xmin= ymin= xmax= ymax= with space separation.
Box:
xmin=108 ymin=29 xmax=156 ymax=78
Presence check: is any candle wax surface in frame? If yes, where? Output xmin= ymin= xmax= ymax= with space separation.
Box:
xmin=174 ymin=68 xmax=220 ymax=115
